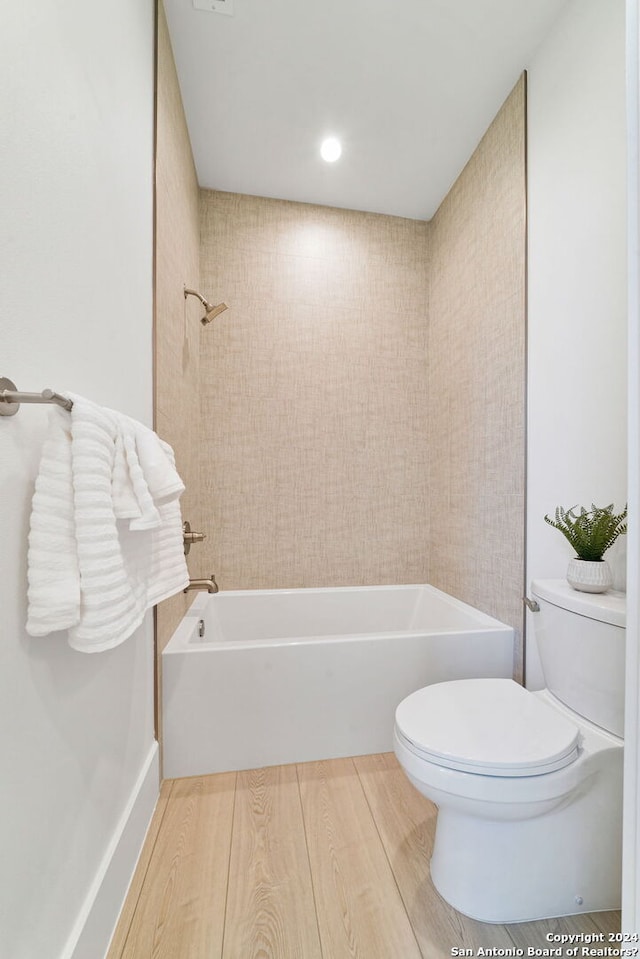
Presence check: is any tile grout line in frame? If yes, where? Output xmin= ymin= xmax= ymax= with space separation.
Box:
xmin=295 ymin=761 xmax=325 ymax=959
xmin=353 ymin=756 xmax=426 ymax=959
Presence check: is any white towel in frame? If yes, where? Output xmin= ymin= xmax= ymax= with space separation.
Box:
xmin=26 ymin=410 xmax=80 ymax=635
xmin=119 ymin=416 xmax=162 ymax=531
xmin=112 ymin=427 xmax=145 ymax=522
xmin=110 ymin=414 xmax=184 ymax=530
xmin=26 ymin=395 xmax=189 ymax=652
xmin=134 ymin=424 xmax=185 ymax=504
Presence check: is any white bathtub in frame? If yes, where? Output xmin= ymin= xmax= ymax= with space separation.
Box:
xmin=162 ymin=584 xmax=514 ymax=778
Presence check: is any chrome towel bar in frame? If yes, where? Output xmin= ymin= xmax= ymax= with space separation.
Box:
xmin=0 ymin=377 xmax=73 ymax=416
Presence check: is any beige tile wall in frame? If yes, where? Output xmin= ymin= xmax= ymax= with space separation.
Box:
xmin=155 ymin=60 xmax=526 ymax=683
xmin=155 ymin=2 xmax=202 ymax=665
xmin=428 ymin=76 xmax=526 ymax=679
xmin=198 ymin=192 xmax=431 ymax=589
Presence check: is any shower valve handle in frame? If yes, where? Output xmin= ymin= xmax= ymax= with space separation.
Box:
xmin=183 ymin=521 xmax=206 ymax=555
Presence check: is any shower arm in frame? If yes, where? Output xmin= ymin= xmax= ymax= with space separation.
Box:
xmin=184 ymin=287 xmax=208 ymax=307
xmin=183 ymin=286 xmax=228 ymax=325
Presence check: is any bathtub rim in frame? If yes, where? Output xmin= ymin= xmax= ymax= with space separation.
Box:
xmin=163 ymin=583 xmax=514 ymax=653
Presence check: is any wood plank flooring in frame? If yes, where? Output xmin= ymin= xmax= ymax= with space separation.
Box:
xmin=107 ymin=753 xmax=620 ymax=959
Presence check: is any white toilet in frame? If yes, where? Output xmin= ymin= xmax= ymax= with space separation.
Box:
xmin=394 ymin=578 xmax=625 ymax=924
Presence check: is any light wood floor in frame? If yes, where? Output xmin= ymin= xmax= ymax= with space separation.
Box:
xmin=107 ymin=753 xmax=620 ymax=959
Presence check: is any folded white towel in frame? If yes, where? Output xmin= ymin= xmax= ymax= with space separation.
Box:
xmin=26 ymin=395 xmax=189 ymax=652
xmin=134 ymin=424 xmax=185 ymax=504
xmin=26 ymin=410 xmax=80 ymax=635
xmin=110 ymin=413 xmax=184 ymax=530
xmin=112 ymin=427 xmax=145 ymax=522
xmin=120 ymin=416 xmax=162 ymax=531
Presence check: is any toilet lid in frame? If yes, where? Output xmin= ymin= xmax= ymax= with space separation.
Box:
xmin=395 ymin=679 xmax=581 ymax=777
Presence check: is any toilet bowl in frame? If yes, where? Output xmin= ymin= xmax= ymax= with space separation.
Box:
xmin=393 ymin=579 xmax=625 ymax=924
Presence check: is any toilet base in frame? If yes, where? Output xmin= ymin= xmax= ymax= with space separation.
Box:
xmin=429 ymin=755 xmax=622 ymax=923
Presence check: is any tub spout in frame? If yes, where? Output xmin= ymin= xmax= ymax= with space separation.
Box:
xmin=184 ymin=574 xmax=218 ymax=594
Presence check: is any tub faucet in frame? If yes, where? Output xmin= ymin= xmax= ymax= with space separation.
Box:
xmin=184 ymin=574 xmax=218 ymax=594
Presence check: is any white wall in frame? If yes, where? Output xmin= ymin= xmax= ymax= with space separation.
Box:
xmin=624 ymin=0 xmax=640 ymax=929
xmin=0 ymin=3 xmax=157 ymax=958
xmin=526 ymin=0 xmax=628 ymax=686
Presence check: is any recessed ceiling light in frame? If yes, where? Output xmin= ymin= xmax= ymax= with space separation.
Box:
xmin=320 ymin=137 xmax=342 ymax=163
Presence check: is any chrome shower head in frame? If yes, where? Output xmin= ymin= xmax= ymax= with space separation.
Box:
xmin=184 ymin=287 xmax=228 ymax=326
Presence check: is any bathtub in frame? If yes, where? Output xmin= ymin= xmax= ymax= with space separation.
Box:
xmin=162 ymin=584 xmax=514 ymax=778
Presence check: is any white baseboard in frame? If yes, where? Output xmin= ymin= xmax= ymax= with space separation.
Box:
xmin=60 ymin=741 xmax=160 ymax=959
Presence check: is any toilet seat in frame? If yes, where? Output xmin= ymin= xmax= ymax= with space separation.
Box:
xmin=395 ymin=678 xmax=581 ymax=777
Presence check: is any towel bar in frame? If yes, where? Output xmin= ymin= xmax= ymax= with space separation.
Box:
xmin=0 ymin=377 xmax=74 ymax=416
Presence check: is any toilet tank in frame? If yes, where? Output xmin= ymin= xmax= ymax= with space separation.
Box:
xmin=530 ymin=579 xmax=626 ymax=737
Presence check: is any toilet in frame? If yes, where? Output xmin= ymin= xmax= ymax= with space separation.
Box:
xmin=394 ymin=578 xmax=626 ymax=924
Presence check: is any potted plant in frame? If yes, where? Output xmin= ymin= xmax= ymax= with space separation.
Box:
xmin=544 ymin=503 xmax=627 ymax=593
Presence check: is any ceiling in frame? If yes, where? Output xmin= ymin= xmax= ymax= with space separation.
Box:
xmin=163 ymin=0 xmax=569 ymax=220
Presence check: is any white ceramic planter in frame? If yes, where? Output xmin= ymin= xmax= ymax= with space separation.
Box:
xmin=567 ymin=558 xmax=613 ymax=593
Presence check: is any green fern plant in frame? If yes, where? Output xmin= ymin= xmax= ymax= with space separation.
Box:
xmin=544 ymin=503 xmax=627 ymax=562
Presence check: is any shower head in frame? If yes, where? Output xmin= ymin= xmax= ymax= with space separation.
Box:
xmin=202 ymin=301 xmax=228 ymax=325
xmin=184 ymin=287 xmax=228 ymax=326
